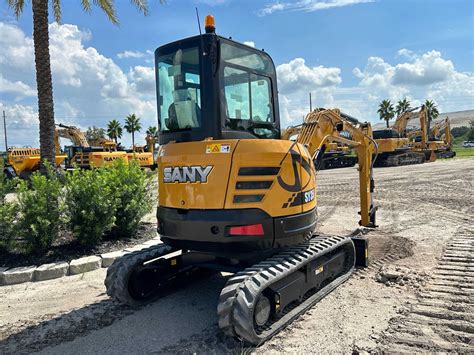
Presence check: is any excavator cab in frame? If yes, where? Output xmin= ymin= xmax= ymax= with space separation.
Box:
xmin=155 ymin=23 xmax=280 ymax=144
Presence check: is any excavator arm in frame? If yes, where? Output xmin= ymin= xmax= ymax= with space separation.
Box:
xmin=392 ymin=106 xmax=421 ymax=134
xmin=431 ymin=117 xmax=452 ymax=146
xmin=56 ymin=124 xmax=90 ymax=148
xmin=286 ymin=108 xmax=377 ymax=227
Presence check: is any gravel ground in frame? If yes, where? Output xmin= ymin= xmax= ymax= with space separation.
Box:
xmin=0 ymin=158 xmax=472 ymax=354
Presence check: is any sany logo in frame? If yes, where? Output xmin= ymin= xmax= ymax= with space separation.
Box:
xmin=163 ymin=166 xmax=213 ymax=183
xmin=103 ymin=156 xmax=121 ymax=162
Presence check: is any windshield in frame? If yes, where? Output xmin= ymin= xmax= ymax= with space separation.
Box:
xmin=221 ymin=42 xmax=276 ymax=139
xmin=157 ymin=46 xmax=201 ymax=131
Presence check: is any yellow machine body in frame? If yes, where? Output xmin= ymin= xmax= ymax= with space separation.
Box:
xmin=374 ymin=137 xmax=409 ymax=154
xmin=127 ymin=146 xmax=155 ymax=169
xmin=6 ymin=148 xmax=66 ymax=177
xmin=89 ymin=151 xmax=129 ymax=167
xmin=158 ymin=139 xmax=316 ymax=217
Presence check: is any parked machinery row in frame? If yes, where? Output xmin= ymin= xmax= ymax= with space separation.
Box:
xmin=1 ymin=124 xmax=157 ymax=179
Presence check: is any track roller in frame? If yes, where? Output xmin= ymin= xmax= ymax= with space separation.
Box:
xmin=217 ymin=236 xmax=355 ymax=345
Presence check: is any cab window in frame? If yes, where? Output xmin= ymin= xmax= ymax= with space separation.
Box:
xmin=157 ymin=47 xmax=201 ymax=131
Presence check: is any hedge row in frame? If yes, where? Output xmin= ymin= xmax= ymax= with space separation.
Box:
xmin=0 ymin=160 xmax=153 ymax=254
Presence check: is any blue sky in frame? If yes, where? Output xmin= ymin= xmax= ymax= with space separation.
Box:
xmin=0 ymin=0 xmax=473 ymax=147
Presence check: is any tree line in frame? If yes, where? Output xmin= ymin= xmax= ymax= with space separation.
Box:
xmin=377 ymin=98 xmax=439 ymax=128
xmin=85 ymin=114 xmax=159 ymax=147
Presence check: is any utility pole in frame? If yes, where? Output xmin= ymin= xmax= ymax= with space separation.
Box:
xmin=309 ymin=93 xmax=312 ymax=112
xmin=2 ymin=111 xmax=7 ymax=152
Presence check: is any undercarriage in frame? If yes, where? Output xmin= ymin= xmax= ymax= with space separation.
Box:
xmin=105 ymin=234 xmax=367 ymax=345
xmin=374 ymin=151 xmax=426 ymax=167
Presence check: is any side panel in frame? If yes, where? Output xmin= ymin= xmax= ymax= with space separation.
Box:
xmin=89 ymin=152 xmax=129 ymax=167
xmin=127 ymin=152 xmax=154 ymax=167
xmin=225 ymin=140 xmax=316 ymax=218
xmin=375 ymin=138 xmax=409 ymax=153
xmin=158 ymin=140 xmax=236 ymax=209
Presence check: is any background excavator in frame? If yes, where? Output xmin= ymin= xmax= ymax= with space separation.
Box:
xmin=373 ymin=106 xmax=432 ymax=167
xmin=126 ymin=144 xmax=155 ymax=170
xmin=321 ymin=144 xmax=357 ymax=170
xmin=105 ymin=16 xmax=377 ymax=345
xmin=282 ymin=125 xmax=357 ymax=170
xmin=2 ymin=147 xmax=66 ymax=179
xmin=416 ymin=116 xmax=456 ymax=159
xmin=55 ymin=123 xmax=128 ymax=169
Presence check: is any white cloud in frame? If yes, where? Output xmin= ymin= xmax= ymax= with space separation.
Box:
xmin=0 ymin=75 xmax=36 ymax=98
xmin=129 ymin=66 xmax=156 ymax=95
xmin=397 ymin=48 xmax=415 ymax=60
xmin=259 ymin=0 xmax=374 ymax=16
xmin=0 ymin=102 xmax=39 ymax=149
xmin=0 ymin=21 xmax=157 ymax=147
xmin=275 ymin=58 xmax=342 ymax=127
xmin=392 ymin=50 xmax=455 ymax=86
xmin=352 ymin=50 xmax=474 ymax=117
xmin=277 ymin=58 xmax=341 ymax=94
xmin=243 ymin=41 xmax=255 ymax=48
xmin=280 ymin=49 xmax=473 ymax=128
xmin=117 ymin=50 xmax=146 ymax=59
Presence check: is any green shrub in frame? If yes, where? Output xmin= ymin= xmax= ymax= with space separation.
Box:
xmin=65 ymin=168 xmax=117 ymax=246
xmin=16 ymin=163 xmax=64 ymax=253
xmin=0 ymin=166 xmax=17 ymax=251
xmin=105 ymin=160 xmax=153 ymax=238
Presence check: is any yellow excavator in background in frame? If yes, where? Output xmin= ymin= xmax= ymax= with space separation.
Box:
xmin=105 ymin=16 xmax=377 ymax=345
xmin=432 ymin=117 xmax=456 ymax=158
xmin=2 ymin=147 xmax=66 ymax=179
xmin=55 ymin=124 xmax=128 ymax=169
xmin=416 ymin=116 xmax=455 ymax=159
xmin=126 ymin=145 xmax=155 ymax=169
xmin=373 ymin=106 xmax=431 ymax=167
xmin=282 ymin=119 xmax=358 ymax=170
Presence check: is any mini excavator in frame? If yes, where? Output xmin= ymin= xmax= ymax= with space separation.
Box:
xmin=105 ymin=16 xmax=377 ymax=345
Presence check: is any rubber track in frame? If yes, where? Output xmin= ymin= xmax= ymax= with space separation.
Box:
xmin=377 ymin=152 xmax=425 ymax=167
xmin=217 ymin=235 xmax=355 ymax=345
xmin=380 ymin=227 xmax=474 ymax=353
xmin=105 ymin=243 xmax=177 ymax=307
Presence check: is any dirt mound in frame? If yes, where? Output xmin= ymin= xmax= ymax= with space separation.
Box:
xmin=376 ymin=265 xmax=429 ymax=288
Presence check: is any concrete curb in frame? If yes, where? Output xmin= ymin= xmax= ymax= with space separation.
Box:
xmin=0 ymin=237 xmax=161 ymax=286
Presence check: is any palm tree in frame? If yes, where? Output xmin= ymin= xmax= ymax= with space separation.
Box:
xmin=377 ymin=99 xmax=395 ymax=128
xmin=107 ymin=119 xmax=123 ymax=144
xmin=395 ymin=97 xmax=411 ymax=116
xmin=85 ymin=126 xmax=106 ymax=142
xmin=146 ymin=126 xmax=158 ymax=138
xmin=6 ymin=0 xmax=150 ymax=168
xmin=124 ymin=114 xmax=142 ymax=148
xmin=424 ymin=99 xmax=439 ymax=138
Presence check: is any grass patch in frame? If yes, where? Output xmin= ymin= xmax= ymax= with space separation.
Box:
xmin=453 ymin=145 xmax=474 ymax=158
